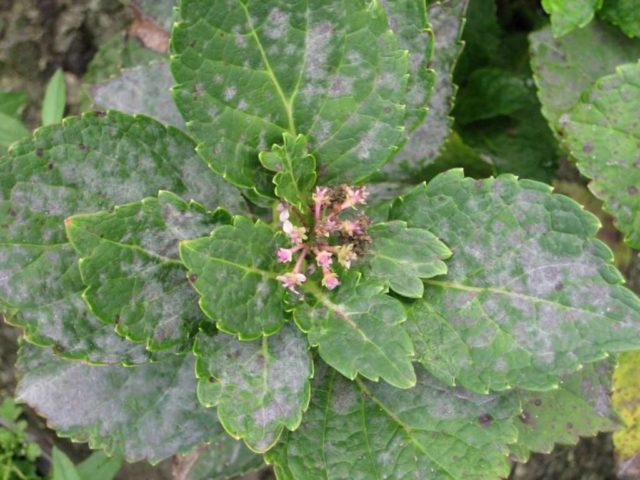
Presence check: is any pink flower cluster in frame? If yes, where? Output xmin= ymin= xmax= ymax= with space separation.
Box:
xmin=275 ymin=185 xmax=370 ymax=293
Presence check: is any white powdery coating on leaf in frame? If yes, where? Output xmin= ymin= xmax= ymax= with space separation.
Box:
xmin=264 ymin=8 xmax=290 ymax=40
xmin=305 ymin=21 xmax=334 ymax=81
xmin=200 ymin=326 xmax=310 ymax=451
xmin=16 ymin=352 xmax=217 ymax=462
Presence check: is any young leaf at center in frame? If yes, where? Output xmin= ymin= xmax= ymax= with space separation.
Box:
xmin=259 ymin=133 xmax=316 ymax=212
xmin=366 ymin=221 xmax=451 ymax=298
xmin=294 ymin=273 xmax=415 ymax=389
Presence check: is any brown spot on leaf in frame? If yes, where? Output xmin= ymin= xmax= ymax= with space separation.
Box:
xmin=519 ymin=410 xmax=531 ymax=424
xmin=8 ymin=208 xmax=16 ymax=217
xmin=534 ymin=398 xmax=542 ymax=406
xmin=629 ymin=186 xmax=638 ymax=196
xmin=48 ymin=162 xmax=54 ymax=170
xmin=36 ymin=148 xmax=44 ymax=157
xmin=566 ymin=422 xmax=573 ymax=429
xmin=188 ymin=274 xmax=198 ymax=283
xmin=79 ymin=143 xmax=87 ymax=151
xmin=95 ymin=111 xmax=106 ymax=117
xmin=583 ymin=141 xmax=594 ymax=153
xmin=129 ymin=5 xmax=170 ymax=53
xmin=478 ymin=413 xmax=493 ymax=426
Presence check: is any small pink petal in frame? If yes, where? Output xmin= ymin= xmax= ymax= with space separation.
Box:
xmin=277 ymin=248 xmax=293 ymax=263
xmin=322 ymin=272 xmax=340 ymax=290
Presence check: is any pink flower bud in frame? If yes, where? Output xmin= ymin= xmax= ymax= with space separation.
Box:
xmin=312 ymin=186 xmax=330 ymax=205
xmin=276 ymin=272 xmax=307 ymax=293
xmin=288 ymin=225 xmax=307 ymax=244
xmin=340 ymin=220 xmax=362 ymax=236
xmin=341 ymin=186 xmax=368 ymax=209
xmin=279 ymin=208 xmax=290 ymax=222
xmin=315 ymin=249 xmax=333 ymax=268
xmin=277 ymin=248 xmax=294 ymax=263
xmin=322 ymin=271 xmax=340 ymax=290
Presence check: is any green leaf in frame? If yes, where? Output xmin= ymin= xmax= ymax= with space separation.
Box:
xmin=367 ymin=221 xmax=451 ymax=298
xmin=0 ymin=111 xmax=244 ymax=363
xmin=391 ymin=169 xmax=640 ymax=393
xmin=541 ymin=0 xmax=602 ymax=37
xmin=530 ymin=21 xmax=640 ymax=132
xmin=454 ymin=12 xmax=560 ymax=183
xmin=295 ymin=273 xmax=415 ymax=389
xmin=174 ymin=442 xmax=263 ymax=480
xmin=561 ymin=61 xmax=640 ymax=248
xmin=454 ymin=68 xmax=533 ymax=125
xmin=266 ymin=363 xmax=520 ymax=480
xmin=180 ymin=216 xmax=286 ymax=339
xmin=381 ymin=0 xmax=468 ymax=179
xmin=0 ymin=112 xmax=29 ymax=149
xmin=600 ymin=0 xmax=640 ymax=37
xmin=91 ymin=61 xmax=185 ymax=128
xmin=41 ymin=69 xmax=66 ymax=127
xmin=16 ymin=344 xmax=221 ymax=464
xmin=453 ymin=0 xmax=501 ymax=80
xmin=76 ymin=451 xmax=123 ymax=480
xmin=171 ymin=0 xmax=408 ymax=191
xmin=380 ymin=0 xmax=434 ymax=132
xmin=509 ymin=361 xmax=619 ymax=462
xmin=65 ymin=192 xmax=228 ymax=352
xmin=458 ymin=102 xmax=560 ymax=183
xmin=195 ymin=325 xmax=311 ymax=452
xmin=258 ymin=133 xmax=316 ymax=212
xmin=0 ymin=91 xmax=28 ymax=117
xmin=0 ymin=397 xmax=22 ymax=422
xmin=612 ymin=352 xmax=640 ymax=471
xmin=51 ymin=447 xmax=81 ymax=480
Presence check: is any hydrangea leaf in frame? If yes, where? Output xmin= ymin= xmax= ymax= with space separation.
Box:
xmin=367 ymin=221 xmax=451 ymax=298
xmin=294 ymin=273 xmax=415 ymax=389
xmin=600 ymin=0 xmax=640 ymax=38
xmin=0 ymin=111 xmax=243 ymax=363
xmin=530 ymin=21 xmax=640 ymax=132
xmin=194 ymin=325 xmax=311 ymax=453
xmin=91 ymin=61 xmax=185 ymax=128
xmin=15 ymin=344 xmax=221 ymax=464
xmin=175 ymin=442 xmax=263 ymax=480
xmin=561 ymin=61 xmax=640 ymax=248
xmin=458 ymin=100 xmax=560 ymax=183
xmin=612 ymin=352 xmax=640 ymax=472
xmin=381 ymin=0 xmax=468 ymax=179
xmin=391 ymin=169 xmax=640 ymax=393
xmin=266 ymin=363 xmax=520 ymax=480
xmin=541 ymin=0 xmax=602 ymax=37
xmin=65 ymin=192 xmax=229 ymax=352
xmin=258 ymin=133 xmax=316 ymax=212
xmin=509 ymin=361 xmax=619 ymax=462
xmin=171 ymin=0 xmax=408 ymax=191
xmin=454 ymin=68 xmax=533 ymax=126
xmin=0 ymin=90 xmax=28 ymax=117
xmin=380 ymin=0 xmax=434 ymax=132
xmin=180 ymin=216 xmax=287 ymax=339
